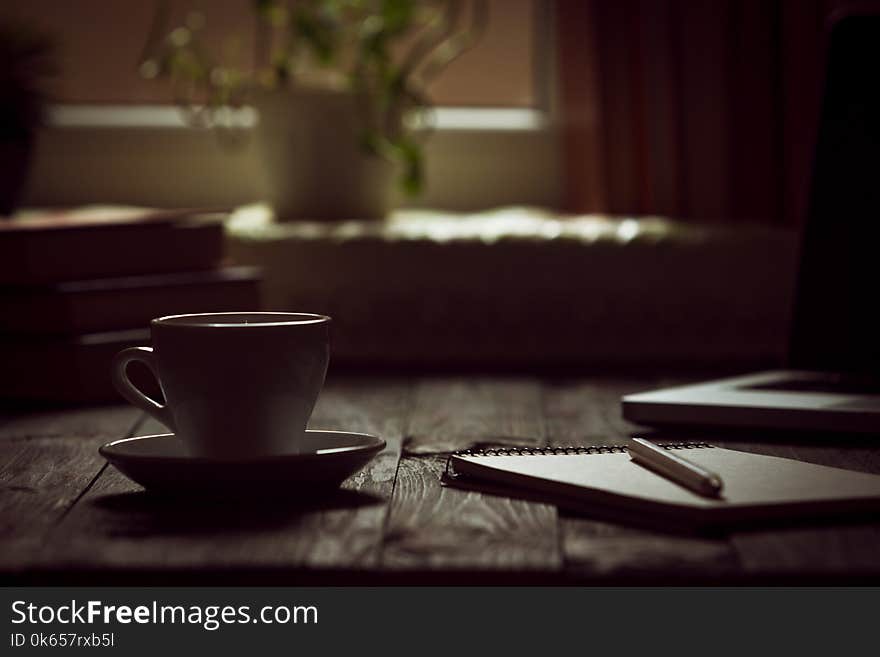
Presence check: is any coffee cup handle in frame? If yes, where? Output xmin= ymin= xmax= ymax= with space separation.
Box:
xmin=111 ymin=347 xmax=175 ymax=430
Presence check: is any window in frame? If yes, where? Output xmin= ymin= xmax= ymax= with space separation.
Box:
xmin=3 ymin=0 xmax=541 ymax=108
xmin=7 ymin=1 xmax=558 ymax=210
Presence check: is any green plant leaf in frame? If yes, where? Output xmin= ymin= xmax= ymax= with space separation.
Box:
xmin=392 ymin=135 xmax=423 ymax=196
xmin=139 ymin=0 xmax=486 ymax=199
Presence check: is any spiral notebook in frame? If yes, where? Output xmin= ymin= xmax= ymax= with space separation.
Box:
xmin=443 ymin=443 xmax=880 ymax=530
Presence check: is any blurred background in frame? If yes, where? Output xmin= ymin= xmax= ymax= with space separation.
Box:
xmin=0 ymin=0 xmax=871 ymax=401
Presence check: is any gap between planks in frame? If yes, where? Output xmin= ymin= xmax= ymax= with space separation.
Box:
xmin=381 ymin=377 xmax=562 ymax=573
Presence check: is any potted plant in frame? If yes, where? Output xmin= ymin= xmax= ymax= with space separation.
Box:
xmin=140 ymin=0 xmax=487 ymax=220
xmin=0 ymin=22 xmax=55 ymax=217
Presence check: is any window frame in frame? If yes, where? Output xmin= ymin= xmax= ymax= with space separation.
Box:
xmin=24 ymin=1 xmax=561 ymax=212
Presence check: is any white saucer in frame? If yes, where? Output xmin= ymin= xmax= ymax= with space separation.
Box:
xmin=99 ymin=430 xmax=386 ymax=496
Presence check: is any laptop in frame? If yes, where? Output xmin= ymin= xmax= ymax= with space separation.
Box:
xmin=622 ymin=14 xmax=880 ymax=434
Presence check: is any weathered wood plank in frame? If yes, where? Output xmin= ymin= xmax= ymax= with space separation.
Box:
xmin=39 ymin=377 xmax=410 ymax=578
xmin=542 ymin=377 xmax=653 ymax=447
xmin=0 ymin=404 xmax=142 ymax=574
xmin=0 ymin=404 xmax=138 ymax=442
xmin=404 ymin=378 xmax=546 ymax=454
xmin=558 ymin=516 xmax=741 ymax=580
xmin=542 ymin=378 xmax=741 ymax=581
xmin=7 ymin=376 xmax=880 ymax=583
xmin=382 ymin=377 xmax=561 ymax=573
xmin=732 ymin=524 xmax=880 ymax=578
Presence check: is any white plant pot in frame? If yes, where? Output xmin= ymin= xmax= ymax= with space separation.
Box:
xmin=253 ymin=87 xmax=395 ymax=221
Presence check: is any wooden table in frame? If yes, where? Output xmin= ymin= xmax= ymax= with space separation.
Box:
xmin=3 ymin=374 xmax=880 ymax=585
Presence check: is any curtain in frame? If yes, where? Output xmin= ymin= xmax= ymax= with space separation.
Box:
xmin=557 ymin=0 xmax=860 ymax=225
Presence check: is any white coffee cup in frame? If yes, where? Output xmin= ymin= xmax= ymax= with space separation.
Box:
xmin=111 ymin=312 xmax=331 ymax=459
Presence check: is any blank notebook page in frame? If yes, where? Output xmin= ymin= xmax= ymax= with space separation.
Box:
xmin=456 ymin=446 xmax=880 ymax=512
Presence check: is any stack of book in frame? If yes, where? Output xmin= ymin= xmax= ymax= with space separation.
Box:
xmin=0 ymin=206 xmax=262 ymax=402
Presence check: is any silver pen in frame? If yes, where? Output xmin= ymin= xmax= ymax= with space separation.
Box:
xmin=628 ymin=437 xmax=724 ymax=498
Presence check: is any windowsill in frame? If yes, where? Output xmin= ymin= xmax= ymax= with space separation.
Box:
xmin=47 ymin=104 xmax=549 ymax=133
xmin=226 ymin=203 xmax=668 ymax=243
xmin=225 ymin=205 xmax=798 ymax=368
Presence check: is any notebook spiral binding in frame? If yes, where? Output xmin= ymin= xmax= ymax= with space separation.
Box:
xmin=444 ymin=443 xmax=714 ymax=480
